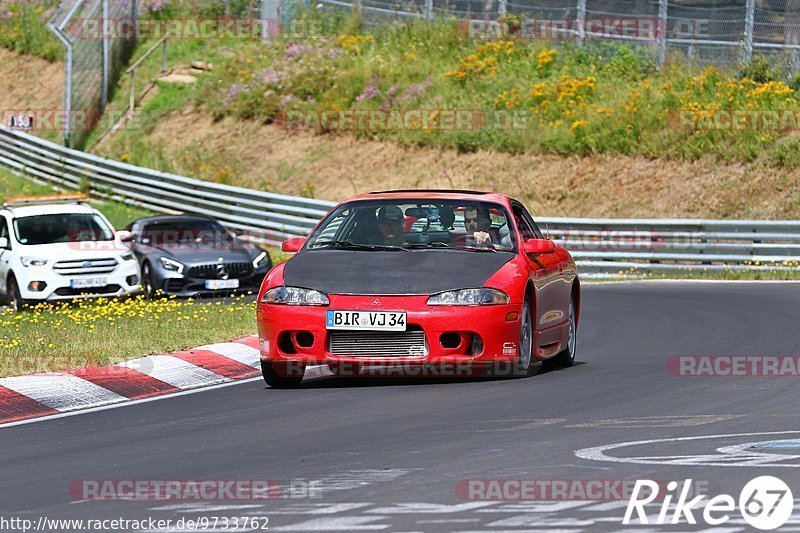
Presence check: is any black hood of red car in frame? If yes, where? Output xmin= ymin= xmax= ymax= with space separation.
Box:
xmin=283 ymin=249 xmax=514 ymax=295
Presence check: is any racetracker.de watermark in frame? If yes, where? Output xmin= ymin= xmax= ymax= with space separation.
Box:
xmin=69 ymin=479 xmax=322 ymax=501
xmin=671 ymin=109 xmax=800 ymax=131
xmin=4 ymin=109 xmax=139 ymax=133
xmin=667 ymin=355 xmax=800 ymax=376
xmin=456 ymin=479 xmax=713 ymax=501
xmin=69 ymin=18 xmax=279 ymax=40
xmin=460 ymin=18 xmax=665 ymax=41
xmin=278 ymin=109 xmax=532 ymax=131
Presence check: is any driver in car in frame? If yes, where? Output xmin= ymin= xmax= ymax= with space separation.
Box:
xmin=377 ymin=205 xmax=407 ymax=246
xmin=463 ymin=205 xmax=494 ymax=247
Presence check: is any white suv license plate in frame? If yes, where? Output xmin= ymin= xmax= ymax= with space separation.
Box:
xmin=70 ymin=277 xmax=107 ymax=289
xmin=326 ymin=310 xmax=407 ymax=331
xmin=205 ymin=279 xmax=240 ymax=290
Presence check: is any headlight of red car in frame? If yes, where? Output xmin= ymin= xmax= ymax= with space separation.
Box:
xmin=427 ymin=288 xmax=510 ymax=306
xmin=261 ymin=286 xmax=330 ymax=305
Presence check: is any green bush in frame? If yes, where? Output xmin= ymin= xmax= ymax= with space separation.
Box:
xmin=0 ymin=1 xmax=62 ymax=61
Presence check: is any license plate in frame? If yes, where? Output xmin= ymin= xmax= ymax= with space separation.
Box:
xmin=326 ymin=310 xmax=407 ymax=331
xmin=205 ymin=279 xmax=240 ymax=290
xmin=70 ymin=277 xmax=107 ymax=289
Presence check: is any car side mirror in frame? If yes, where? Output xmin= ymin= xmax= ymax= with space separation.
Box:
xmin=0 ymin=237 xmax=8 ymax=250
xmin=117 ymin=230 xmax=135 ymax=243
xmin=282 ymin=236 xmax=306 ymax=253
xmin=524 ymin=238 xmax=556 ymax=255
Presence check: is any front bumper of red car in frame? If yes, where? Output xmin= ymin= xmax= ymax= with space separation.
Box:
xmin=256 ymin=294 xmax=524 ymax=371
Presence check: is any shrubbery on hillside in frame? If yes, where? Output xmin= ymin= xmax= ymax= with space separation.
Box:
xmin=193 ymin=7 xmax=800 ymax=166
xmin=0 ymin=0 xmax=61 ymax=60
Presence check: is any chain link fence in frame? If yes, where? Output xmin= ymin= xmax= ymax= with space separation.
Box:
xmin=268 ymin=0 xmax=800 ymax=74
xmin=47 ymin=0 xmax=138 ymax=149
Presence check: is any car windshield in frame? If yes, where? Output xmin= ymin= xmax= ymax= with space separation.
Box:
xmin=140 ymin=220 xmax=232 ymax=248
xmin=306 ymin=199 xmax=516 ymax=252
xmin=14 ymin=213 xmax=114 ymax=245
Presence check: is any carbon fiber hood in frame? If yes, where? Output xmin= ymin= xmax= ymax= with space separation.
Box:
xmin=282 ymin=249 xmax=513 ymax=295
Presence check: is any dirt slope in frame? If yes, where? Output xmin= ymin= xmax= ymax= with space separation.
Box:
xmin=135 ymin=110 xmax=800 ymax=219
xmin=0 ymin=48 xmax=63 ymax=112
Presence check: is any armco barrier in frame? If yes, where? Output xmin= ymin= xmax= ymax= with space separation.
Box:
xmin=2 ymin=125 xmax=799 ymax=277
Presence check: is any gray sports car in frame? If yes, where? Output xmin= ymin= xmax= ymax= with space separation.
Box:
xmin=122 ymin=215 xmax=272 ymax=298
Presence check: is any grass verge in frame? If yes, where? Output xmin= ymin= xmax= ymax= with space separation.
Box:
xmin=0 ymin=294 xmax=256 ymax=377
xmin=0 ymin=172 xmax=264 ymax=374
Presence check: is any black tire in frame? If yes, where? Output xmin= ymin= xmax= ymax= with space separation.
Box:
xmin=512 ymin=300 xmax=535 ymax=377
xmin=543 ymin=300 xmax=577 ymax=370
xmin=261 ymin=360 xmax=305 ymax=388
xmin=8 ymin=276 xmax=30 ymax=312
xmin=141 ymin=262 xmax=159 ymax=299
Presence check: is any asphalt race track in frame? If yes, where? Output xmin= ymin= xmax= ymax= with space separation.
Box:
xmin=2 ymin=281 xmax=800 ymax=532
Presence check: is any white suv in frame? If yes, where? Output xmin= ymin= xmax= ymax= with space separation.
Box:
xmin=0 ymin=195 xmax=141 ymax=310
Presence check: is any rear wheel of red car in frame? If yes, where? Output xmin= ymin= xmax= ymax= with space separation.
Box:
xmin=544 ymin=301 xmax=577 ymax=370
xmin=261 ymin=360 xmax=305 ymax=388
xmin=512 ymin=301 xmax=534 ymax=377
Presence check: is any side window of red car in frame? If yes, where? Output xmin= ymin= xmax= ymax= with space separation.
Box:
xmin=512 ymin=205 xmax=537 ymax=242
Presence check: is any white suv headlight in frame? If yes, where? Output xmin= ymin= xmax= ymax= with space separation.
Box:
xmin=427 ymin=288 xmax=510 ymax=306
xmin=160 ymin=257 xmax=184 ymax=273
xmin=21 ymin=257 xmax=48 ymax=267
xmin=261 ymin=286 xmax=329 ymax=305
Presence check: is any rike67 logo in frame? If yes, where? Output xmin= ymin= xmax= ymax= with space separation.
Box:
xmin=623 ymin=476 xmax=793 ymax=530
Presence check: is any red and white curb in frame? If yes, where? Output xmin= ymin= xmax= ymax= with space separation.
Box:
xmin=0 ymin=335 xmax=330 ymax=425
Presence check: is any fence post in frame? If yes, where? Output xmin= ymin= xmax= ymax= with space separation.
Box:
xmin=133 ymin=0 xmax=139 ymax=49
xmin=162 ymin=38 xmax=168 ymax=74
xmin=576 ymin=0 xmax=586 ymax=44
xmin=425 ymin=0 xmax=433 ymax=19
xmin=101 ymin=0 xmax=109 ymax=107
xmin=47 ymin=23 xmax=73 ymax=146
xmin=744 ymin=0 xmax=755 ymax=63
xmin=261 ymin=0 xmax=280 ymax=42
xmin=498 ymin=0 xmax=507 ymax=18
xmin=657 ymin=0 xmax=668 ymax=68
xmin=129 ymin=70 xmax=136 ymax=114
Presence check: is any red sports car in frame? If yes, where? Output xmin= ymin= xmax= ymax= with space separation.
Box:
xmin=256 ymin=190 xmax=580 ymax=387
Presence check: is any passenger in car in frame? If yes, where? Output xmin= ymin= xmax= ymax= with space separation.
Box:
xmin=350 ymin=208 xmax=382 ymax=244
xmin=377 ymin=205 xmax=407 ymax=246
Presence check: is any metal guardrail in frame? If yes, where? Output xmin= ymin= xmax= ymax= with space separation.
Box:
xmin=1 ymin=125 xmax=799 ymax=277
xmin=0 ymin=125 xmax=332 ymax=247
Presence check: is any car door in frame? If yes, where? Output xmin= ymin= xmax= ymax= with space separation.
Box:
xmin=512 ymin=202 xmax=568 ymax=354
xmin=0 ymin=215 xmax=11 ymax=295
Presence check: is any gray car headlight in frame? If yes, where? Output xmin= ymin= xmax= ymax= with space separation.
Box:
xmin=261 ymin=286 xmax=329 ymax=305
xmin=159 ymin=257 xmax=184 ymax=273
xmin=427 ymin=288 xmax=510 ymax=306
xmin=252 ymin=251 xmax=270 ymax=269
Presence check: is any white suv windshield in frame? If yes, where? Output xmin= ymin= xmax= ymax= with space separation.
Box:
xmin=14 ymin=213 xmax=114 ymax=245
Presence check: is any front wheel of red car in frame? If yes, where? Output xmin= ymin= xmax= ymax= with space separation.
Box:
xmin=512 ymin=301 xmax=535 ymax=377
xmin=543 ymin=301 xmax=577 ymax=370
xmin=261 ymin=360 xmax=305 ymax=388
